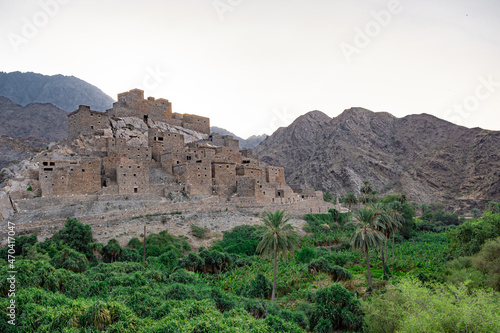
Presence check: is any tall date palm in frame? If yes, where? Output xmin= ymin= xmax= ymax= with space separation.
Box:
xmin=350 ymin=208 xmax=385 ymax=290
xmin=256 ymin=210 xmax=300 ymax=302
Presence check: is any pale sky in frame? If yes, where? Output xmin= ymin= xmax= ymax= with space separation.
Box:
xmin=1 ymin=0 xmax=499 ymax=138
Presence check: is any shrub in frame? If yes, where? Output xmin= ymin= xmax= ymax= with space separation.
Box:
xmin=178 ymin=252 xmax=205 ymax=272
xmin=308 ymin=284 xmax=363 ymax=332
xmin=471 ymin=237 xmax=500 ymax=290
xmin=103 ymin=239 xmax=122 ymax=263
xmin=448 ymin=212 xmax=500 ymax=257
xmin=169 ymin=269 xmax=197 ymax=284
xmin=296 ymin=247 xmax=318 ymax=264
xmin=118 ymin=248 xmax=141 ymax=262
xmin=308 ymin=258 xmax=352 ymax=282
xmin=51 ymin=218 xmax=94 ymax=258
xmin=190 ymin=224 xmax=209 ymax=239
xmin=50 ymin=248 xmax=89 ymax=273
xmin=238 ymin=273 xmax=272 ymax=299
xmin=213 ymin=225 xmax=262 ymax=256
xmin=0 ymin=234 xmax=37 ymax=258
xmin=363 ymin=277 xmax=500 ymax=333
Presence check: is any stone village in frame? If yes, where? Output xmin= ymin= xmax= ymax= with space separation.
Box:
xmin=36 ymin=88 xmax=323 ymax=204
xmin=0 ymin=89 xmax=332 ymax=246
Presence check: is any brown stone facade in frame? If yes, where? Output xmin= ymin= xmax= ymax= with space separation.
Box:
xmin=37 ymin=89 xmax=322 ymax=204
xmin=39 ymin=157 xmax=101 ymax=196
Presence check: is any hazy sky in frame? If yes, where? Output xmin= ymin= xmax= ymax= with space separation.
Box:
xmin=1 ymin=0 xmax=499 ymax=138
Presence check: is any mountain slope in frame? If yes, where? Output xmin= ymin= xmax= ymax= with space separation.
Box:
xmin=254 ymin=108 xmax=500 ymax=208
xmin=0 ymin=71 xmax=114 ymax=112
xmin=0 ymin=96 xmax=68 ymax=141
xmin=210 ymin=126 xmax=267 ymax=149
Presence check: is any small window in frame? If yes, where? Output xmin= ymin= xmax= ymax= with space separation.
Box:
xmin=42 ymin=162 xmax=48 ymax=166
xmin=82 ymin=169 xmax=85 ymax=172
xmin=134 ymin=188 xmax=138 ymax=193
xmin=49 ymin=162 xmax=55 ymax=166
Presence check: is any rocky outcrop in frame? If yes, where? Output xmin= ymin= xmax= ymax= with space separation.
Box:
xmin=254 ymin=108 xmax=500 ymax=210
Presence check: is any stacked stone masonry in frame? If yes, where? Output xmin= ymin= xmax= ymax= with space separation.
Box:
xmin=35 ymin=89 xmax=323 ymax=204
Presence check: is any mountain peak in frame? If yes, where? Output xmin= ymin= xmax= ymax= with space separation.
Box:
xmin=253 ymin=108 xmax=500 ymax=209
xmin=0 ymin=71 xmax=114 ymax=112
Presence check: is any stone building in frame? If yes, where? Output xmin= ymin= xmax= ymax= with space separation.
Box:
xmin=39 ymin=157 xmax=101 ymax=196
xmin=37 ymin=89 xmax=322 ymax=204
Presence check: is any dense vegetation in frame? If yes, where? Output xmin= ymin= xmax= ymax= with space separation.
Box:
xmin=1 ymin=193 xmax=500 ymax=332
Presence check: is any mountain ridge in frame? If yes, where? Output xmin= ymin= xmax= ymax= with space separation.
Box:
xmin=0 ymin=71 xmax=114 ymax=112
xmin=253 ymin=107 xmax=500 ymax=210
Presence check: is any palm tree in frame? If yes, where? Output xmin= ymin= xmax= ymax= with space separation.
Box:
xmin=350 ymin=208 xmax=385 ymax=290
xmin=343 ymin=192 xmax=358 ymax=211
xmin=387 ymin=202 xmax=404 ymax=263
xmin=371 ymin=203 xmax=403 ymax=270
xmin=256 ymin=210 xmax=300 ymax=302
xmin=360 ymin=180 xmax=373 ymax=204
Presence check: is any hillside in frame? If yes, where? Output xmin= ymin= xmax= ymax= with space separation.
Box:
xmin=0 ymin=71 xmax=114 ymax=112
xmin=253 ymin=108 xmax=500 ymax=208
xmin=0 ymin=97 xmax=68 ymax=168
xmin=210 ymin=126 xmax=267 ymax=149
xmin=0 ymin=97 xmax=68 ymax=141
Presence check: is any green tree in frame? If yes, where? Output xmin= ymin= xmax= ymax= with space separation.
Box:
xmin=50 ymin=248 xmax=89 ymax=273
xmin=350 ymin=208 xmax=385 ymax=290
xmin=343 ymin=193 xmax=358 ymax=212
xmin=256 ymin=210 xmax=300 ymax=302
xmin=51 ymin=217 xmax=94 ymax=258
xmin=309 ymin=284 xmax=363 ymax=331
xmin=103 ymin=239 xmax=121 ymax=263
xmin=385 ymin=202 xmax=404 ymax=263
xmin=471 ymin=208 xmax=482 ymax=219
xmin=323 ymin=190 xmax=333 ymax=202
xmin=360 ymin=180 xmax=373 ymax=205
xmin=409 ymin=201 xmax=419 ymax=215
xmin=370 ymin=203 xmax=402 ymax=274
xmin=486 ymin=202 xmax=500 ymax=214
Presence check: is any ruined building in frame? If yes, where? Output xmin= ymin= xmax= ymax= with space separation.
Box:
xmin=36 ymin=89 xmax=322 ymax=204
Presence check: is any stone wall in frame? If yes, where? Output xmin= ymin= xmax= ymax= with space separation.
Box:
xmin=39 ymin=157 xmax=101 ymax=197
xmin=68 ymin=106 xmax=110 ymax=140
xmin=182 ymin=114 xmax=210 ymax=134
xmin=265 ymin=166 xmax=286 ymax=186
xmin=117 ymin=158 xmax=149 ymax=194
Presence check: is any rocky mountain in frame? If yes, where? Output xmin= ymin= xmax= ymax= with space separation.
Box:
xmin=0 ymin=136 xmax=47 ymax=170
xmin=0 ymin=71 xmax=114 ymax=112
xmin=0 ymin=96 xmax=69 ymax=169
xmin=210 ymin=126 xmax=267 ymax=149
xmin=0 ymin=96 xmax=68 ymax=141
xmin=253 ymin=108 xmax=500 ymax=209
